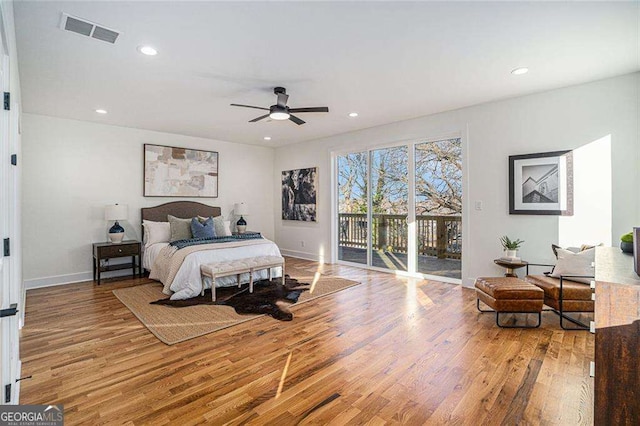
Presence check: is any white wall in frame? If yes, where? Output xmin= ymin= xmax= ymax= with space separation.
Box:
xmin=273 ymin=73 xmax=639 ymax=286
xmin=22 ymin=114 xmax=275 ymax=288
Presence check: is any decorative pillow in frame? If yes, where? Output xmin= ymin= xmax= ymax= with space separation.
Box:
xmin=551 ymin=244 xmax=581 ymax=258
xmin=142 ymin=220 xmax=171 ymax=246
xmin=550 ymin=248 xmax=595 ymax=284
xmin=168 ymin=215 xmax=193 ymax=242
xmin=191 ymin=217 xmax=216 ymax=239
xmin=222 ymin=220 xmax=232 ymax=236
xmin=551 ymin=243 xmax=602 ymax=258
xmin=213 ymin=216 xmax=232 ymax=237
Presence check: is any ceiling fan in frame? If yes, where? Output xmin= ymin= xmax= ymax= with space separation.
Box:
xmin=230 ymin=87 xmax=329 ymax=125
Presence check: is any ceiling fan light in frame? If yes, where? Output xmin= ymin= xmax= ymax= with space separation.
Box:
xmin=270 ymin=111 xmax=290 ymax=120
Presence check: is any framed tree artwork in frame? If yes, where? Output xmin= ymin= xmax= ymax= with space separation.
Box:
xmin=282 ymin=167 xmax=317 ymax=222
xmin=509 ymin=150 xmax=573 ymax=215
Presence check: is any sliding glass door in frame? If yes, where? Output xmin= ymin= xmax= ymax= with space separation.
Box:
xmin=370 ymin=146 xmax=408 ymax=271
xmin=414 ymin=139 xmax=462 ymax=279
xmin=337 ymin=152 xmax=368 ymax=265
xmin=335 ymin=138 xmax=462 ymax=281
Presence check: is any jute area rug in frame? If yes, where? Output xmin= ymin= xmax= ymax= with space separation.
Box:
xmin=112 ymin=267 xmax=360 ymax=345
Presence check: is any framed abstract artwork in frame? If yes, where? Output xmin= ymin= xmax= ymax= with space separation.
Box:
xmin=509 ymin=150 xmax=573 ymax=215
xmin=282 ymin=167 xmax=317 ymax=222
xmin=144 ymin=144 xmax=219 ymax=197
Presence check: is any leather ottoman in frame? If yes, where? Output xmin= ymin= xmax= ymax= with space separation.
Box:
xmin=475 ymin=277 xmax=544 ymax=328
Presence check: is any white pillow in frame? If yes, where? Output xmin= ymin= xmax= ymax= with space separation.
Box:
xmin=142 ymin=220 xmax=171 ymax=246
xmin=213 ymin=216 xmax=232 ymax=237
xmin=550 ymin=247 xmax=595 ymax=284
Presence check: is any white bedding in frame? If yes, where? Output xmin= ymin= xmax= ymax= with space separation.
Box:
xmin=143 ymin=242 xmax=168 ymax=270
xmin=149 ymin=239 xmax=282 ymax=300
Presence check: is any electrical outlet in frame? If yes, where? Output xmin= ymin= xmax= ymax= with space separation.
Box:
xmin=474 ymin=201 xmax=482 ymax=211
xmin=300 ymin=241 xmax=305 ymax=247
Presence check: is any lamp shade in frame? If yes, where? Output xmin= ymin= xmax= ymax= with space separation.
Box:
xmin=235 ymin=203 xmax=249 ymax=216
xmin=105 ymin=204 xmax=128 ymax=221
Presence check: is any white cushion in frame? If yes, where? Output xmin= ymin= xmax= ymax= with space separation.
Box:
xmin=142 ymin=220 xmax=171 ymax=247
xmin=550 ymin=247 xmax=595 ymax=284
xmin=222 ymin=220 xmax=232 ymax=236
xmin=213 ymin=216 xmax=232 ymax=237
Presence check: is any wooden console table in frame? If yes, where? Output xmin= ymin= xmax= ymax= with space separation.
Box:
xmin=594 ymin=247 xmax=640 ymax=425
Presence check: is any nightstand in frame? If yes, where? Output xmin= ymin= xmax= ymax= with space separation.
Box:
xmin=92 ymin=240 xmax=142 ymax=284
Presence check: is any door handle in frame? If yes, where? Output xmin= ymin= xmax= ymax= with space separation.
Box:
xmin=0 ymin=303 xmax=18 ymax=318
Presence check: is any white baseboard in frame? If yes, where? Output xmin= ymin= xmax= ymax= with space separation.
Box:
xmin=15 ymin=359 xmax=21 ymax=404
xmin=279 ymin=248 xmax=327 ymax=263
xmin=24 ymin=269 xmax=134 ymax=290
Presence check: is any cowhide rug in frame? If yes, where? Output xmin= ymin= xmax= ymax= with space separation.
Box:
xmin=151 ymin=275 xmax=310 ymax=321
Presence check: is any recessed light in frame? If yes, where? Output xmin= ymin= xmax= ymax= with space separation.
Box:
xmin=511 ymin=67 xmax=529 ymax=75
xmin=138 ymin=45 xmax=158 ymax=56
xmin=263 ymin=136 xmax=272 ymax=141
xmin=95 ymin=109 xmax=107 ymax=114
xmin=348 ymin=112 xmax=359 ymax=117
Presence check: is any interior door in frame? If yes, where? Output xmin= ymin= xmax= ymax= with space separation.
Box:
xmin=0 ymin=15 xmax=21 ymax=403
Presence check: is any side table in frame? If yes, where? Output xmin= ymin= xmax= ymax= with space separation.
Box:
xmin=93 ymin=240 xmax=142 ymax=284
xmin=493 ymin=258 xmax=528 ymax=277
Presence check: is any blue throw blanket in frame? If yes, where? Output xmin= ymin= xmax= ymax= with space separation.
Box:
xmin=170 ymin=232 xmax=263 ymax=250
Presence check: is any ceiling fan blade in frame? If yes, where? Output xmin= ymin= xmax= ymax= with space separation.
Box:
xmin=289 ymin=115 xmax=306 ymax=125
xmin=230 ymin=103 xmax=269 ymax=111
xmin=249 ymin=114 xmax=270 ymax=123
xmin=276 ymin=92 xmax=289 ymax=107
xmin=288 ymin=107 xmax=329 ymax=113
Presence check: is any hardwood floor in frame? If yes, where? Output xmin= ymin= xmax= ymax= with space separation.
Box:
xmin=20 ymin=258 xmax=594 ymax=425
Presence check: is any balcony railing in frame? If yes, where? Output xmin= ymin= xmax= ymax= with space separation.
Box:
xmin=338 ymin=213 xmax=462 ymax=259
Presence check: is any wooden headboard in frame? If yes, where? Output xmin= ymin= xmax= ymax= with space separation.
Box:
xmin=141 ymin=201 xmax=222 ymax=222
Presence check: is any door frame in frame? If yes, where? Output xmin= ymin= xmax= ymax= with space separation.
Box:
xmin=0 ymin=0 xmax=21 ymax=404
xmin=331 ymin=132 xmax=465 ymax=285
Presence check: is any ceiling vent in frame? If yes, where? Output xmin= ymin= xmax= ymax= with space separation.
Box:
xmin=59 ymin=13 xmax=120 ymax=44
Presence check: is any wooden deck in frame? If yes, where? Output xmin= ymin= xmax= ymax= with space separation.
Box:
xmin=339 ymin=246 xmax=462 ymax=279
xmin=20 ymin=257 xmax=593 ymax=425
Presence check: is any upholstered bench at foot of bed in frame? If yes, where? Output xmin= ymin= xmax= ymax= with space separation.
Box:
xmin=200 ymin=256 xmax=285 ymax=301
xmin=475 ymin=277 xmax=544 ymax=328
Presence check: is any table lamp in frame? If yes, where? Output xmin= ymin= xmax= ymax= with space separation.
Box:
xmin=105 ymin=204 xmax=128 ymax=243
xmin=235 ymin=203 xmax=248 ymax=234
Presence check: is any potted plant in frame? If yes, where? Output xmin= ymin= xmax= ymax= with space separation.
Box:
xmin=620 ymin=232 xmax=634 ymax=253
xmin=500 ymin=236 xmax=524 ymax=259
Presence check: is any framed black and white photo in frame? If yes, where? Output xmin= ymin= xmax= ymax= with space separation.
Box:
xmin=509 ymin=150 xmax=573 ymax=215
xmin=282 ymin=167 xmax=317 ymax=222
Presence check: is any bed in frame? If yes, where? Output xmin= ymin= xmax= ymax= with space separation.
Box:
xmin=142 ymin=201 xmax=282 ymax=300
